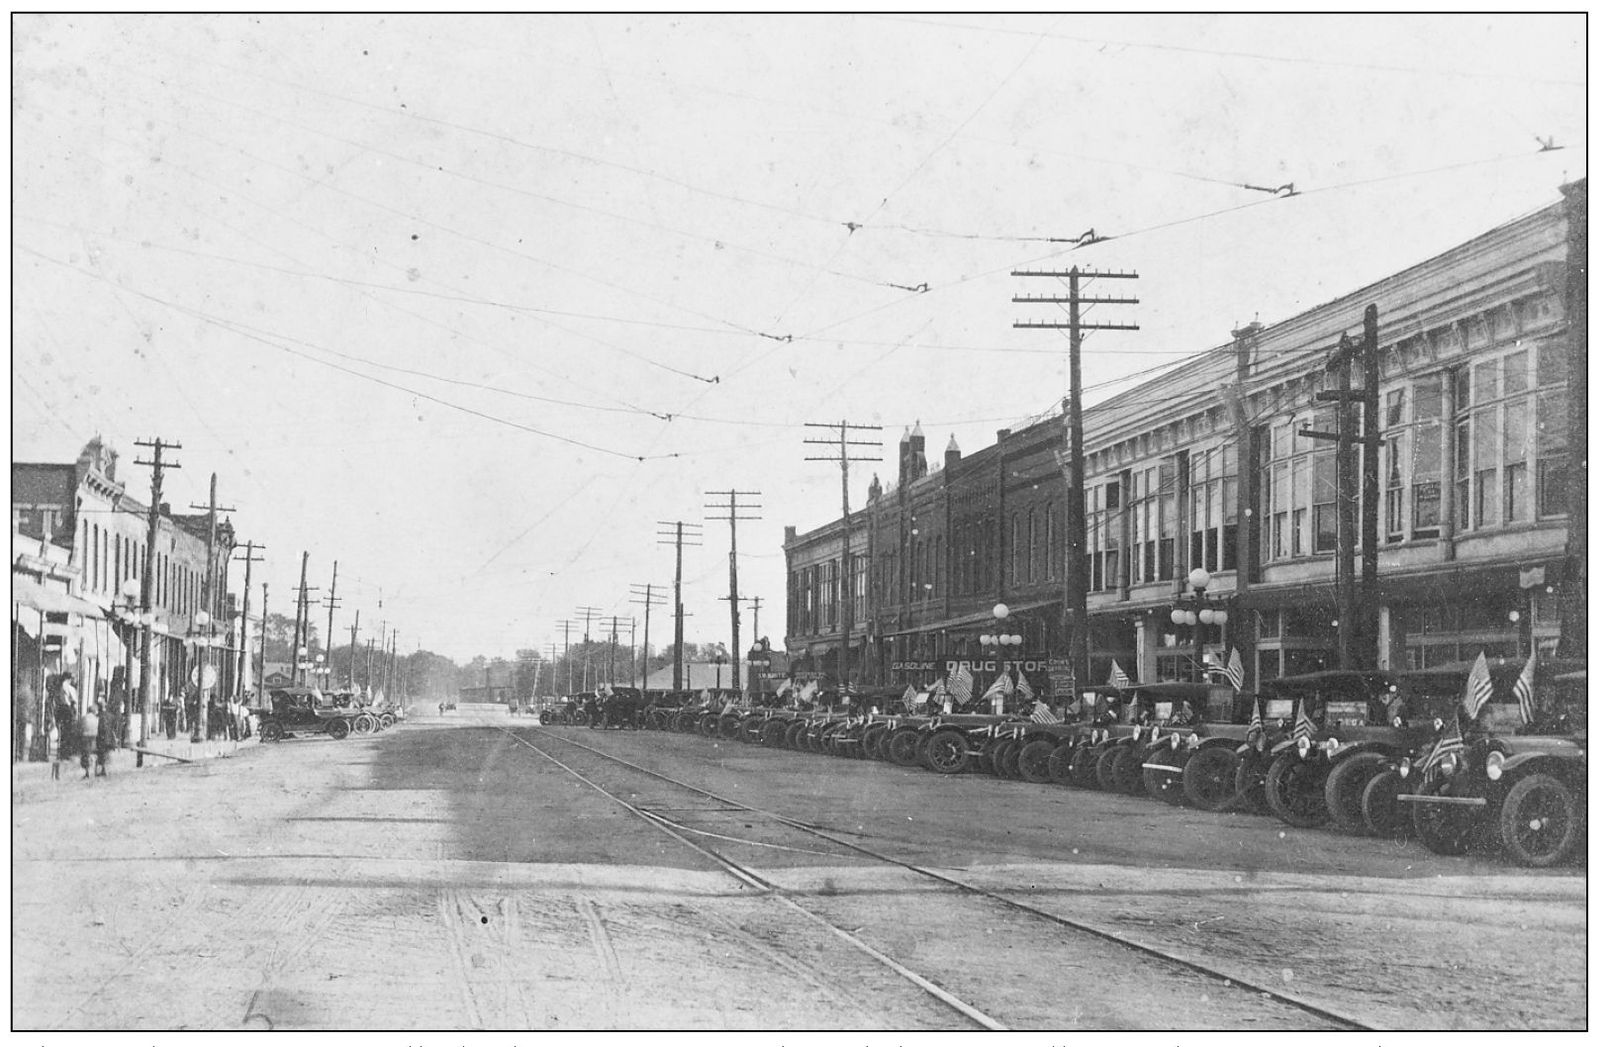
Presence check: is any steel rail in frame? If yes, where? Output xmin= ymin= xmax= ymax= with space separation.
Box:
xmin=518 ymin=724 xmax=1380 ymax=1033
xmin=498 ymin=727 xmax=1010 ymax=1031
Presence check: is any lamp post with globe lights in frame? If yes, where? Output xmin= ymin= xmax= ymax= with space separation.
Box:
xmin=979 ymin=603 xmax=1024 ymax=709
xmin=190 ymin=609 xmax=219 ymax=742
xmin=1170 ymin=567 xmax=1231 ymax=683
xmin=116 ymin=578 xmax=143 ymax=747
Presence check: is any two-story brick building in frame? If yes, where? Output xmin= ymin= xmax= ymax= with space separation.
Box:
xmin=785 ymin=182 xmax=1585 ymax=696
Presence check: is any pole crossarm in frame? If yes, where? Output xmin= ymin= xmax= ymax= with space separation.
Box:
xmin=1011 ymin=269 xmax=1139 ymax=279
xmin=1010 ymin=294 xmax=1140 ymax=305
xmin=1013 ymin=321 xmax=1140 ymax=331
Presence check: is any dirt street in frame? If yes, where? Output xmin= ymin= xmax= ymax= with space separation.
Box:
xmin=11 ymin=708 xmax=1586 ymax=1031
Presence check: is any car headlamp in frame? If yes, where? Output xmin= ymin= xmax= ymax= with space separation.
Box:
xmin=1433 ymin=717 xmax=1444 ymax=731
xmin=1187 ymin=732 xmax=1200 ymax=749
xmin=1392 ymin=715 xmax=1404 ymax=728
xmin=1322 ymin=737 xmax=1341 ymax=756
xmin=1398 ymin=757 xmax=1412 ymax=778
xmin=1170 ymin=732 xmax=1181 ymax=750
xmin=1256 ymin=736 xmax=1267 ymax=754
xmin=1296 ymin=735 xmax=1311 ymax=758
xmin=1438 ymin=753 xmax=1459 ymax=777
xmin=1151 ymin=726 xmax=1161 ymax=743
xmin=1132 ymin=726 xmax=1142 ymax=741
xmin=1486 ymin=750 xmax=1505 ymax=781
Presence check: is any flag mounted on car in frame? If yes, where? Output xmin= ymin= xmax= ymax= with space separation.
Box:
xmin=946 ymin=662 xmax=975 ymax=703
xmin=1225 ymin=648 xmax=1245 ymax=692
xmin=1418 ymin=714 xmax=1467 ymax=772
xmin=1108 ymin=660 xmax=1131 ymax=688
xmin=901 ymin=684 xmax=919 ymax=713
xmin=1029 ymin=700 xmax=1059 ymax=725
xmin=1291 ymin=700 xmax=1316 ymax=743
xmin=1462 ymin=651 xmax=1494 ymax=720
xmin=1513 ymin=652 xmax=1537 ymax=725
xmin=1247 ymin=699 xmax=1263 ymax=740
xmin=1015 ymin=670 xmax=1036 ymax=702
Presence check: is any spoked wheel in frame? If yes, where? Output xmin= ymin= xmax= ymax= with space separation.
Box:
xmin=1071 ymin=745 xmax=1103 ymax=789
xmin=1094 ymin=746 xmax=1125 ymax=792
xmin=260 ymin=720 xmax=286 ymax=743
xmin=1325 ymin=752 xmax=1388 ymax=835
xmin=1111 ymin=746 xmax=1147 ymax=795
xmin=673 ymin=712 xmax=698 ymax=734
xmin=1047 ymin=744 xmax=1075 ymax=786
xmin=698 ymin=713 xmax=722 ymax=737
xmin=761 ymin=719 xmax=791 ymax=748
xmin=922 ymin=731 xmax=971 ymax=775
xmin=1264 ymin=752 xmax=1331 ymax=828
xmin=784 ymin=721 xmax=810 ymax=750
xmin=353 ymin=715 xmax=377 ymax=735
xmin=1235 ymin=757 xmax=1271 ymax=814
xmin=718 ymin=715 xmax=744 ymax=740
xmin=379 ymin=714 xmax=396 ymax=729
xmin=887 ymin=729 xmax=923 ymax=767
xmin=1497 ymin=773 xmax=1581 ymax=868
xmin=739 ymin=715 xmax=766 ymax=742
xmin=1182 ymin=746 xmax=1240 ymax=812
xmin=1142 ymin=747 xmax=1190 ymax=805
xmin=1017 ymin=740 xmax=1056 ymax=784
xmin=1361 ymin=769 xmax=1414 ymax=839
xmin=327 ymin=718 xmax=351 ymax=740
xmin=991 ymin=739 xmax=1024 ymax=779
xmin=538 ymin=710 xmax=555 ymax=725
xmin=1412 ymin=779 xmax=1484 ymax=855
xmin=861 ymin=725 xmax=889 ymax=760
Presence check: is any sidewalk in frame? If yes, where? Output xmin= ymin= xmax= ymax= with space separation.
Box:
xmin=10 ymin=733 xmax=259 ymax=802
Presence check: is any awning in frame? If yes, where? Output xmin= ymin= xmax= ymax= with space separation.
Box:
xmin=10 ymin=576 xmax=104 ymax=618
xmin=877 ymin=597 xmax=1064 ymax=639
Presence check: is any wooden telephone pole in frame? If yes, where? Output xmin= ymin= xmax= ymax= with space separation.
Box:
xmin=805 ymin=422 xmax=882 ymax=690
xmin=656 ymin=520 xmax=703 ymax=690
xmin=233 ymin=541 xmax=265 ymax=701
xmin=629 ymin=583 xmax=666 ymax=692
xmin=131 ymin=437 xmax=180 ymax=747
xmin=705 ymin=491 xmax=762 ymax=699
xmin=1013 ymin=267 xmax=1139 ymax=695
xmin=188 ymin=473 xmax=235 ymax=742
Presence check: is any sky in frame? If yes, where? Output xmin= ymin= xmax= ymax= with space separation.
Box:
xmin=10 ymin=13 xmax=1587 ymax=663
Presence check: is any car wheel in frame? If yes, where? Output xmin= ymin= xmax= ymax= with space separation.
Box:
xmin=922 ymin=730 xmax=971 ymax=775
xmin=1142 ymin=747 xmax=1190 ymax=805
xmin=327 ymin=718 xmax=351 ymax=740
xmin=762 ymin=719 xmax=791 ymax=748
xmin=1094 ymin=746 xmax=1125 ymax=792
xmin=1071 ymin=745 xmax=1103 ymax=789
xmin=1181 ymin=746 xmax=1239 ymax=812
xmin=887 ymin=728 xmax=923 ymax=767
xmin=992 ymin=739 xmax=1024 ymax=779
xmin=1235 ymin=757 xmax=1271 ymax=814
xmin=718 ymin=714 xmax=744 ymax=740
xmin=354 ymin=715 xmax=377 ymax=735
xmin=1361 ymin=769 xmax=1413 ymax=839
xmin=379 ymin=714 xmax=396 ymax=729
xmin=1017 ymin=740 xmax=1056 ymax=784
xmin=1111 ymin=746 xmax=1147 ymax=795
xmin=861 ymin=725 xmax=889 ymax=760
xmin=260 ymin=720 xmax=285 ymax=743
xmin=1265 ymin=751 xmax=1331 ymax=828
xmin=1497 ymin=773 xmax=1581 ymax=868
xmin=1412 ymin=779 xmax=1483 ymax=855
xmin=1325 ymin=752 xmax=1388 ymax=835
xmin=1047 ymin=744 xmax=1075 ymax=786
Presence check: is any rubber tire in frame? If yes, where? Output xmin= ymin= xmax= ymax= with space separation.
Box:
xmin=1017 ymin=740 xmax=1056 ymax=784
xmin=887 ymin=728 xmax=923 ymax=767
xmin=1325 ymin=752 xmax=1388 ymax=835
xmin=1265 ymin=751 xmax=1331 ymax=828
xmin=674 ymin=712 xmax=698 ymax=734
xmin=1412 ymin=779 xmax=1483 ymax=855
xmin=1361 ymin=769 xmax=1414 ymax=839
xmin=379 ymin=714 xmax=396 ymax=729
xmin=861 ymin=725 xmax=889 ymax=760
xmin=1497 ymin=773 xmax=1581 ymax=868
xmin=327 ymin=718 xmax=351 ymax=740
xmin=992 ymin=739 xmax=1024 ymax=779
xmin=1182 ymin=746 xmax=1240 ymax=812
xmin=740 ymin=715 xmax=766 ymax=742
xmin=921 ymin=730 xmax=971 ymax=775
xmin=1071 ymin=745 xmax=1103 ymax=789
xmin=1142 ymin=747 xmax=1191 ymax=805
xmin=1110 ymin=745 xmax=1147 ymax=795
xmin=260 ymin=720 xmax=285 ymax=743
xmin=1047 ymin=744 xmax=1075 ymax=786
xmin=698 ymin=713 xmax=722 ymax=737
xmin=761 ymin=719 xmax=790 ymax=748
xmin=1235 ymin=757 xmax=1271 ymax=814
xmin=784 ymin=721 xmax=810 ymax=750
xmin=354 ymin=714 xmax=377 ymax=735
xmin=718 ymin=714 xmax=744 ymax=740
xmin=1094 ymin=746 xmax=1126 ymax=792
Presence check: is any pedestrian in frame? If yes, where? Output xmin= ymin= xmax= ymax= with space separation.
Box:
xmin=51 ymin=676 xmax=78 ymax=780
xmin=76 ymin=699 xmax=99 ymax=780
xmin=94 ymin=701 xmax=116 ymax=777
xmin=14 ymin=675 xmax=37 ymax=763
xmin=160 ymin=689 xmax=179 ymax=740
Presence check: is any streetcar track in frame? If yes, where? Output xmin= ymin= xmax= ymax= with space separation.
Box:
xmin=509 ymin=724 xmax=1380 ymax=1032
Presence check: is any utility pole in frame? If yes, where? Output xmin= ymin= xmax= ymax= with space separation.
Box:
xmin=258 ymin=582 xmax=269 ymax=702
xmin=630 ymin=584 xmax=666 ymax=693
xmin=575 ymin=607 xmax=600 ymax=692
xmin=132 ymin=438 xmax=180 ymax=746
xmin=364 ymin=637 xmax=375 ymax=693
xmin=656 ymin=520 xmax=702 ymax=690
xmin=1013 ymin=267 xmax=1139 ymax=694
xmin=554 ymin=620 xmax=574 ymax=694
xmin=705 ymin=490 xmax=762 ymax=699
xmin=232 ymin=541 xmax=265 ymax=701
xmin=602 ymin=616 xmax=632 ymax=686
xmin=188 ymin=473 xmax=235 ymax=742
xmin=348 ymin=610 xmax=361 ymax=689
xmin=1301 ymin=312 xmax=1382 ymax=670
xmin=805 ymin=421 xmax=881 ymax=690
xmin=323 ymin=561 xmax=341 ymax=692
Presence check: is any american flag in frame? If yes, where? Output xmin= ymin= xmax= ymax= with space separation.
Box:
xmin=797 ymin=680 xmax=818 ymax=704
xmin=775 ymin=678 xmax=792 ymax=699
xmin=981 ymin=671 xmax=1013 ymax=705
xmin=1125 ymin=693 xmax=1140 ymax=723
xmin=1108 ymin=660 xmax=1132 ymax=688
xmin=901 ymin=684 xmax=919 ymax=713
xmin=1015 ymin=671 xmax=1036 ymax=702
xmin=1461 ymin=651 xmax=1494 ymax=720
xmin=1247 ymin=699 xmax=1263 ymax=740
xmin=945 ymin=662 xmax=975 ymax=703
xmin=1418 ymin=714 xmax=1466 ymax=771
xmin=1513 ymin=652 xmax=1537 ymax=725
xmin=1225 ymin=648 xmax=1245 ymax=693
xmin=1291 ymin=700 xmax=1316 ymax=743
xmin=1029 ymin=700 xmax=1059 ymax=724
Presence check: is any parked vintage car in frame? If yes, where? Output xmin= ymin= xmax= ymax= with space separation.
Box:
xmin=1399 ymin=658 xmax=1586 ymax=867
xmin=256 ymin=686 xmax=363 ymax=742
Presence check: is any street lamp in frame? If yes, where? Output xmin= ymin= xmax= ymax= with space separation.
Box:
xmin=713 ymin=648 xmax=728 ymax=692
xmin=1171 ymin=567 xmax=1229 ymax=682
xmin=191 ymin=609 xmax=216 ymax=741
xmin=979 ymin=603 xmax=1024 ymax=712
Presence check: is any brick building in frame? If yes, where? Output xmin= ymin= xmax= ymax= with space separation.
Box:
xmin=785 ymin=182 xmax=1585 ymax=696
